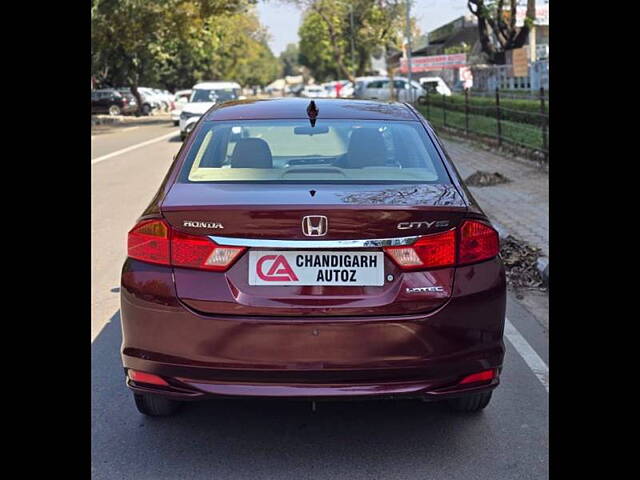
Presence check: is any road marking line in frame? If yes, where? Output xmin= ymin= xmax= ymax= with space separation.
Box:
xmin=119 ymin=126 xmax=140 ymax=133
xmin=91 ymin=130 xmax=178 ymax=165
xmin=505 ymin=317 xmax=549 ymax=392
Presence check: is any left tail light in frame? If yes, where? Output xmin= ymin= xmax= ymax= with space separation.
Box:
xmin=171 ymin=230 xmax=245 ymax=271
xmin=127 ymin=219 xmax=245 ymax=271
xmin=127 ymin=219 xmax=170 ymax=265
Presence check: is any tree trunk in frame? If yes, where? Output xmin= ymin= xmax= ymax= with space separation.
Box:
xmin=130 ymin=84 xmax=143 ymax=116
xmin=356 ymin=46 xmax=369 ymax=77
xmin=387 ymin=66 xmax=396 ymax=101
xmin=512 ymin=0 xmax=536 ymax=48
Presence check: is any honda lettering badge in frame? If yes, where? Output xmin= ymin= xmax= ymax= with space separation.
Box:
xmin=302 ymin=215 xmax=328 ymax=237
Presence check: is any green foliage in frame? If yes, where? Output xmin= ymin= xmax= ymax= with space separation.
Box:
xmin=296 ymin=0 xmax=406 ymax=82
xmin=444 ymin=42 xmax=470 ymax=55
xmin=91 ymin=0 xmax=280 ymax=90
xmin=416 ymin=94 xmax=548 ymax=152
xmin=280 ymin=43 xmax=302 ymax=77
xmin=299 ymin=6 xmax=344 ymax=81
xmin=425 ymin=93 xmax=548 ymax=126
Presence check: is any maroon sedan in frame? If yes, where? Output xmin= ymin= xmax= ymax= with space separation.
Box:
xmin=121 ymin=98 xmax=505 ymax=416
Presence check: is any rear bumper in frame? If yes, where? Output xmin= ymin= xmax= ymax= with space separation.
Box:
xmin=125 ymin=373 xmax=500 ymax=401
xmin=120 ymin=258 xmax=506 ymax=400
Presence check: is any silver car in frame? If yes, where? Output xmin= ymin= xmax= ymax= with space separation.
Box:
xmin=355 ymin=76 xmax=425 ymax=102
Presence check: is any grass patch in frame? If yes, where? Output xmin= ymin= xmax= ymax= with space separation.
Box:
xmin=416 ymin=104 xmax=547 ymax=152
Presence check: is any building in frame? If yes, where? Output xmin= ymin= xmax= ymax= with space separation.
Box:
xmin=399 ymin=2 xmax=549 ymax=91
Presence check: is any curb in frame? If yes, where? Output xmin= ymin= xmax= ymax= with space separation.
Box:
xmin=536 ymin=257 xmax=549 ymax=288
xmin=492 ymin=219 xmax=548 ymax=287
xmin=91 ymin=115 xmax=125 ymax=126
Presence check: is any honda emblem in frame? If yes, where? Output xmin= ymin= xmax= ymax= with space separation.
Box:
xmin=302 ymin=215 xmax=328 ymax=237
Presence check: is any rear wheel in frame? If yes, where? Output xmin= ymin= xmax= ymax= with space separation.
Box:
xmin=142 ymin=103 xmax=152 ymax=116
xmin=108 ymin=104 xmax=121 ymax=116
xmin=446 ymin=391 xmax=492 ymax=413
xmin=133 ymin=393 xmax=182 ymax=417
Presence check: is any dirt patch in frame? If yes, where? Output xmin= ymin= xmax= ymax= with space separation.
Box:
xmin=465 ymin=170 xmax=511 ymax=187
xmin=501 ymin=235 xmax=545 ymax=292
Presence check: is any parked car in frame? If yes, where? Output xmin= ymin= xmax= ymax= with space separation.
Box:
xmin=140 ymin=87 xmax=165 ymax=113
xmin=118 ymin=87 xmax=159 ymax=116
xmin=179 ymin=81 xmax=241 ymax=141
xmin=320 ymin=80 xmax=354 ymax=98
xmin=91 ymin=89 xmax=137 ymax=116
xmin=301 ymin=85 xmax=325 ymax=98
xmin=121 ymin=97 xmax=506 ymax=417
xmin=419 ymin=76 xmax=452 ymax=96
xmin=355 ymin=76 xmax=425 ymax=102
xmin=171 ymin=89 xmax=192 ymax=126
xmin=152 ymin=89 xmax=175 ymax=111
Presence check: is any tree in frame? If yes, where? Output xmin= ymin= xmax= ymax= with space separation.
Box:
xmin=280 ymin=43 xmax=301 ymax=77
xmin=467 ymin=0 xmax=536 ymax=64
xmin=294 ymin=0 xmax=406 ymax=87
xmin=91 ymin=0 xmax=262 ymax=111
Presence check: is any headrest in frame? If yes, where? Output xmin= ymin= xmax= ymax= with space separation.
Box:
xmin=345 ymin=128 xmax=386 ymax=168
xmin=230 ymin=138 xmax=273 ymax=168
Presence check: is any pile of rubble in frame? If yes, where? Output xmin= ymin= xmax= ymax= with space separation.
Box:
xmin=465 ymin=170 xmax=511 ymax=187
xmin=500 ymin=235 xmax=546 ymax=290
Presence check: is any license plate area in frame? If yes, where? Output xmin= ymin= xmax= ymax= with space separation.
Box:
xmin=248 ymin=251 xmax=385 ymax=286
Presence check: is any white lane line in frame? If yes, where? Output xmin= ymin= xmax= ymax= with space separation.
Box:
xmin=505 ymin=317 xmax=549 ymax=392
xmin=118 ymin=126 xmax=140 ymax=133
xmin=91 ymin=130 xmax=178 ymax=165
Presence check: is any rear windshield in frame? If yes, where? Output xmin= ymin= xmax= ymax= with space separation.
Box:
xmin=190 ymin=88 xmax=238 ymax=103
xmin=178 ymin=119 xmax=450 ymax=184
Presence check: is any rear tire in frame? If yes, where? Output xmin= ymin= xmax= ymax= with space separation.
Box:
xmin=108 ymin=104 xmax=121 ymax=116
xmin=142 ymin=104 xmax=151 ymax=116
xmin=133 ymin=393 xmax=182 ymax=417
xmin=446 ymin=391 xmax=492 ymax=413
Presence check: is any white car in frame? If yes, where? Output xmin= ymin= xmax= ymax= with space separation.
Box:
xmin=354 ymin=76 xmax=425 ymax=102
xmin=171 ymin=89 xmax=192 ymax=126
xmin=301 ymin=85 xmax=325 ymax=98
xmin=179 ymin=82 xmax=242 ymax=141
xmin=152 ymin=89 xmax=173 ymax=111
xmin=419 ymin=76 xmax=452 ymax=96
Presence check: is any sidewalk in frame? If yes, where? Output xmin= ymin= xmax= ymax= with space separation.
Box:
xmin=442 ymin=137 xmax=549 ymax=258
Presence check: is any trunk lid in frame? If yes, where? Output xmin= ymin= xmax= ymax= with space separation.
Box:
xmin=162 ymin=183 xmax=467 ymax=316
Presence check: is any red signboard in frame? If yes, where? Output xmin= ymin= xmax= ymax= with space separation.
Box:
xmin=398 ymin=53 xmax=467 ymax=73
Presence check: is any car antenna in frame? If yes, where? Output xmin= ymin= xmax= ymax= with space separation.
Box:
xmin=306 ymin=100 xmax=319 ymax=127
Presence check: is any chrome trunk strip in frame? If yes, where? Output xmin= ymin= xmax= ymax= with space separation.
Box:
xmin=208 ymin=235 xmax=421 ymax=249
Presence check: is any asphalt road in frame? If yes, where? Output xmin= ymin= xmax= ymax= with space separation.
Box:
xmin=91 ymin=118 xmax=549 ymax=480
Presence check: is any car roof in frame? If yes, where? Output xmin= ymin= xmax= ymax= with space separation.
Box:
xmin=193 ymin=82 xmax=241 ymax=89
xmin=205 ymin=98 xmax=417 ymax=121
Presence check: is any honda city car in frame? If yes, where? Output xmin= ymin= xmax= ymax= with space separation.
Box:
xmin=121 ymin=98 xmax=506 ymax=417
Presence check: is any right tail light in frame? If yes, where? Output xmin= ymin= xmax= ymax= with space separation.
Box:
xmin=385 ymin=220 xmax=499 ymax=270
xmin=458 ymin=220 xmax=500 ymax=266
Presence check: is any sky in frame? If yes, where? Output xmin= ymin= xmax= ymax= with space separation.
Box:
xmin=256 ymin=0 xmax=470 ymax=57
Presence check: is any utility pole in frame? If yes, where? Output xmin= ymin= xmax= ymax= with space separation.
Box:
xmin=405 ymin=0 xmax=414 ymax=102
xmin=349 ymin=3 xmax=356 ymax=78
